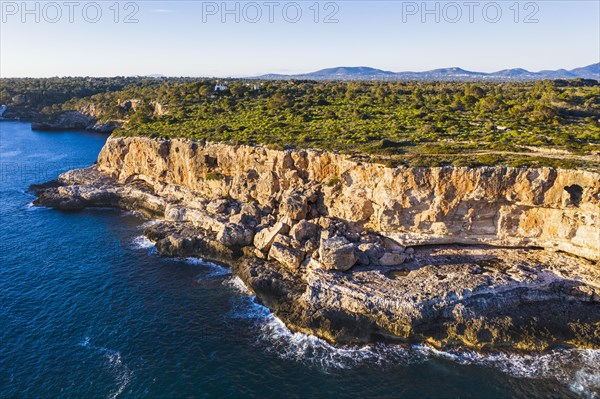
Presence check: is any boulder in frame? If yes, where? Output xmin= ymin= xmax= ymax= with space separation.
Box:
xmin=254 ymin=248 xmax=266 ymax=259
xmin=217 ymin=223 xmax=254 ymax=247
xmin=289 ymin=220 xmax=319 ymax=243
xmin=302 ymin=239 xmax=318 ymax=255
xmin=207 ymin=198 xmax=228 ymax=214
xmin=268 ymin=243 xmax=305 ymax=271
xmin=279 ymin=191 xmax=308 ymax=220
xmin=165 ymin=205 xmax=227 ymax=232
xmin=156 ymin=235 xmax=196 ymax=257
xmin=229 ymin=213 xmax=259 ymax=229
xmin=378 ymin=253 xmax=407 ymax=266
xmin=253 ymin=221 xmax=290 ymax=252
xmin=344 ymin=231 xmax=361 ymax=242
xmin=320 ymin=229 xmax=333 ymax=240
xmin=356 ymin=250 xmax=370 ymax=266
xmin=358 ymin=243 xmax=385 ymax=265
xmin=272 ymin=233 xmax=293 ymax=247
xmin=240 ymin=201 xmax=262 ymax=218
xmin=318 ymin=237 xmax=357 ymax=271
xmin=382 ymin=237 xmax=405 ymax=253
xmin=316 ymin=217 xmax=332 ymax=230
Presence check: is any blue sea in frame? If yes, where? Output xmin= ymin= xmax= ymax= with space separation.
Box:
xmin=1 ymin=121 xmax=598 ymax=398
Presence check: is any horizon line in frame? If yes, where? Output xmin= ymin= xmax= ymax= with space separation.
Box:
xmin=1 ymin=61 xmax=598 ymax=79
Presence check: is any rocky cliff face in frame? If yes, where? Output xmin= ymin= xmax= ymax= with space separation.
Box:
xmin=32 ymin=136 xmax=600 ymax=351
xmin=31 ymin=110 xmax=119 ymax=132
xmin=97 ymin=137 xmax=599 ymax=260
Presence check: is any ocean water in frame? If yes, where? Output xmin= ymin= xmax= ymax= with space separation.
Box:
xmin=0 ymin=121 xmax=598 ymax=399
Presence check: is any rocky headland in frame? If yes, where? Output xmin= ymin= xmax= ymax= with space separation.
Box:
xmin=31 ymin=136 xmax=600 ymax=351
xmin=28 ymin=100 xmax=165 ymax=132
xmin=30 ymin=110 xmax=119 ymax=132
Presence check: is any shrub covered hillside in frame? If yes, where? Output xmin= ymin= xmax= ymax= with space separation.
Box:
xmin=2 ymin=77 xmax=599 ymax=169
xmin=0 ymin=77 xmax=161 ymax=118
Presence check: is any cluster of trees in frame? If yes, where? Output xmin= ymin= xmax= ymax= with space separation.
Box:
xmin=1 ymin=77 xmax=598 ymax=168
xmin=0 ymin=76 xmax=190 ymax=117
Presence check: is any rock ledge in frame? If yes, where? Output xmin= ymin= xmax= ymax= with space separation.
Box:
xmin=30 ymin=137 xmax=600 ymax=351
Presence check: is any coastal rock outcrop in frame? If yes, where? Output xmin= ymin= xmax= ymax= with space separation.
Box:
xmin=31 ymin=136 xmax=600 ymax=351
xmin=95 ymin=137 xmax=599 ymax=261
xmin=254 ymin=222 xmax=290 ymax=252
xmin=31 ymin=110 xmax=120 ymax=132
xmin=318 ymin=237 xmax=358 ymax=271
xmin=268 ymin=242 xmax=304 ymax=271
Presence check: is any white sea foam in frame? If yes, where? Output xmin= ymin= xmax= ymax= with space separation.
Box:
xmin=140 ymin=219 xmax=159 ymax=228
xmin=120 ymin=210 xmax=158 ymax=220
xmin=78 ymin=336 xmax=132 ymax=399
xmin=184 ymin=257 xmax=232 ymax=279
xmin=228 ymin=294 xmax=271 ymax=320
xmin=224 ymin=276 xmax=252 ymax=295
xmin=439 ymin=349 xmax=600 ymax=399
xmin=21 ymin=190 xmax=44 ymax=210
xmin=226 ymin=277 xmax=427 ymax=370
xmin=104 ymin=351 xmax=131 ymax=399
xmin=226 ymin=276 xmax=600 ymax=397
xmin=23 ymin=202 xmax=47 ymax=211
xmin=130 ymin=236 xmax=155 ymax=250
xmin=257 ymin=313 xmax=428 ymax=370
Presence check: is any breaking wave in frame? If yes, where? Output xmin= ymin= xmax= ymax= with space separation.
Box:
xmin=185 ymin=257 xmax=232 ymax=279
xmin=224 ymin=276 xmax=253 ymax=295
xmin=440 ymin=349 xmax=600 ymax=399
xmin=225 ymin=276 xmax=600 ymax=398
xmin=130 ymin=235 xmax=155 ymax=250
xmin=139 ymin=219 xmax=159 ymax=228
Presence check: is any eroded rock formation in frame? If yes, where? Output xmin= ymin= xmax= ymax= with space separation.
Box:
xmin=31 ymin=136 xmax=600 ymax=351
xmin=96 ymin=137 xmax=599 ymax=260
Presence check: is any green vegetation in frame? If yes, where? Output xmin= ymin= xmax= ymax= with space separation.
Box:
xmin=205 ymin=172 xmax=223 ymax=181
xmin=327 ymin=177 xmax=341 ymax=187
xmin=0 ymin=77 xmax=162 ymax=118
xmin=1 ymin=77 xmax=598 ymax=169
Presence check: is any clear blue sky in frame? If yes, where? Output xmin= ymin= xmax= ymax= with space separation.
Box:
xmin=1 ymin=1 xmax=598 ymax=77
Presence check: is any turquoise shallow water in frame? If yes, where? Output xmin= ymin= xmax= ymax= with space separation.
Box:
xmin=1 ymin=121 xmax=598 ymax=398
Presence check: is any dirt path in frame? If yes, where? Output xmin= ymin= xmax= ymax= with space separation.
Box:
xmin=422 ymin=147 xmax=600 ymax=163
xmin=465 ymin=150 xmax=600 ymax=163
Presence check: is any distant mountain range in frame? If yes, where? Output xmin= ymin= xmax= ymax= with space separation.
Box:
xmin=254 ymin=63 xmax=599 ymax=81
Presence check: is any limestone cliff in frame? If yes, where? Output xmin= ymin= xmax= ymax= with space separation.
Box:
xmin=31 ymin=136 xmax=600 ymax=351
xmin=97 ymin=136 xmax=599 ymax=260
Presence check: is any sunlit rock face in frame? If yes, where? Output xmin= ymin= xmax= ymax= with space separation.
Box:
xmin=32 ymin=136 xmax=600 ymax=351
xmin=97 ymin=136 xmax=599 ymax=260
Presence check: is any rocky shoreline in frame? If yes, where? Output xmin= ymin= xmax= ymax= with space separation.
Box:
xmin=30 ymin=111 xmax=119 ymax=132
xmin=31 ymin=136 xmax=600 ymax=351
